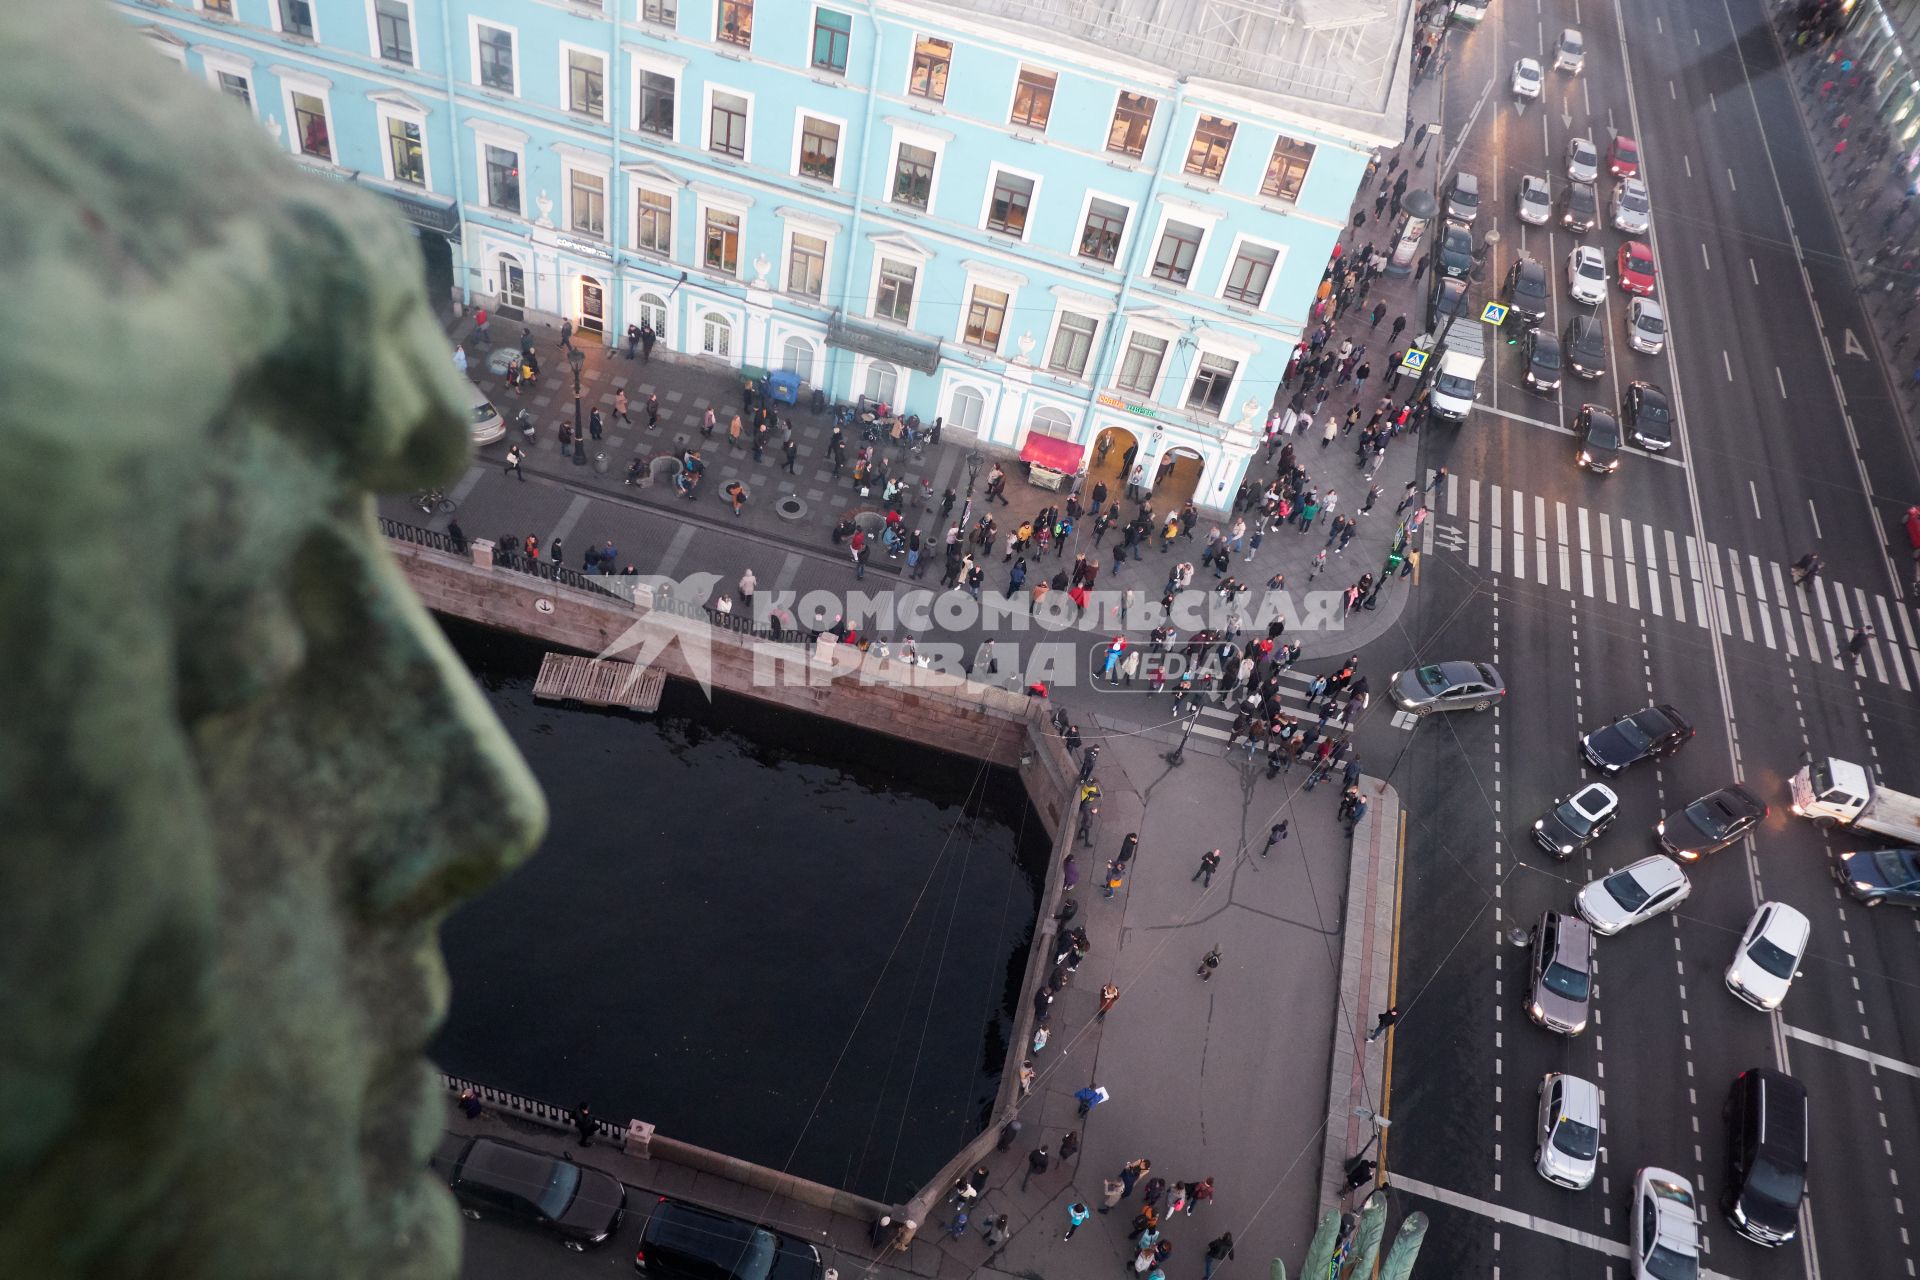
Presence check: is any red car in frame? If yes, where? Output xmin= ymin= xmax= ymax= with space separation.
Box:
xmin=1617 ymin=241 xmax=1657 ymax=296
xmin=1608 ymin=135 xmax=1640 ymax=178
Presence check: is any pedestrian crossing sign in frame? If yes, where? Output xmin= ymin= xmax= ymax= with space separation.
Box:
xmin=1399 ymin=348 xmax=1429 ymax=374
xmin=1481 ymin=302 xmax=1510 ymax=325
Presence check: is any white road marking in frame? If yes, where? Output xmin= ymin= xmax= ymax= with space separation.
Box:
xmin=1702 ymin=243 xmax=1711 ymax=270
xmin=1750 ymin=258 xmax=1759 ymax=284
xmin=1858 ymin=587 xmax=1890 ymax=683
xmin=1725 ymin=550 xmax=1753 ymax=643
xmin=1580 ymin=506 xmax=1595 ymax=598
xmin=1750 ymin=480 xmax=1761 ymax=519
xmin=1536 ymin=494 xmax=1550 ymax=586
xmin=1784 ymin=1024 xmax=1920 ymax=1079
xmin=1665 ymin=529 xmax=1687 ymax=624
xmin=1723 ymin=350 xmax=1733 ymax=380
xmin=1875 ymin=593 xmax=1910 ymax=690
xmin=1469 ymin=478 xmax=1482 ymax=567
xmin=1728 ymin=168 xmax=1738 ymax=191
xmin=1491 ymin=483 xmax=1504 ymax=575
xmin=1777 ymin=367 xmax=1788 ymax=399
xmin=1748 ymin=554 xmax=1777 ymax=650
xmin=1645 ymin=524 xmax=1663 ymax=616
xmin=1622 ymin=516 xmax=1639 ymax=610
xmin=1809 ymin=499 xmax=1823 ymax=539
xmin=1701 ymin=538 xmax=1730 ymax=635
xmin=1685 ymin=153 xmax=1693 ymax=178
xmin=1600 ymin=514 xmax=1616 ymax=602
xmin=1558 ymin=499 xmax=1572 ymax=592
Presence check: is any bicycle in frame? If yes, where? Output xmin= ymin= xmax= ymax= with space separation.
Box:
xmin=412 ymin=488 xmax=456 ymax=515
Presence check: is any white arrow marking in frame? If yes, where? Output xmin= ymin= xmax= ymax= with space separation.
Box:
xmin=1845 ymin=328 xmax=1867 ymax=359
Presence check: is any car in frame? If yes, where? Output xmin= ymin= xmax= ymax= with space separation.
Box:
xmin=635 ymin=1195 xmax=826 ymax=1279
xmin=1631 ymin=1168 xmax=1701 ymax=1280
xmin=1524 ymin=328 xmax=1564 ymax=392
xmin=444 ymin=1137 xmax=626 ymax=1249
xmin=1561 ymin=180 xmax=1598 ymax=233
xmin=1617 ymin=241 xmax=1657 ymax=296
xmin=1566 ymin=137 xmax=1600 ymax=183
xmin=1527 ymin=910 xmax=1593 ymax=1035
xmin=1564 ymin=315 xmax=1607 ymax=379
xmin=1608 ymin=135 xmax=1641 ymax=178
xmin=1503 ymin=256 xmax=1551 ymax=323
xmin=1582 ymin=704 xmax=1693 ymax=772
xmin=1576 ymin=855 xmax=1691 ymax=934
xmin=1722 ymin=1069 xmax=1809 ymax=1246
xmin=1554 ymin=26 xmax=1585 ymax=73
xmin=1391 ymin=661 xmax=1506 ymax=715
xmin=1448 ymin=172 xmax=1482 ymax=224
xmin=1536 ymin=1073 xmax=1601 ymax=1189
xmin=1575 ymin=404 xmax=1623 ymax=473
xmin=1429 ymin=276 xmax=1471 ymax=329
xmin=1512 ymin=57 xmax=1544 ymax=100
xmin=1657 ymin=784 xmax=1768 ymax=860
xmin=1611 ymin=177 xmax=1651 ymax=233
xmin=1831 ymin=845 xmax=1920 ymax=907
xmin=1621 ymin=382 xmax=1674 ymax=452
xmin=1438 ymin=224 xmax=1475 ymax=278
xmin=1627 ymin=297 xmax=1666 ymax=355
xmin=1534 ymin=781 xmax=1620 ymax=858
xmin=1518 ymin=174 xmax=1553 ymax=225
xmin=468 ymin=380 xmax=507 ymax=445
xmin=1725 ymin=902 xmax=1810 ymax=1010
xmin=1567 ymin=245 xmax=1608 ymax=305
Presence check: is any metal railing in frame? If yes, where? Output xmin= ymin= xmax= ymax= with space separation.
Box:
xmin=439 ymin=1072 xmax=627 ymax=1142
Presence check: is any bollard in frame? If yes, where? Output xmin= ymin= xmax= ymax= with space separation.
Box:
xmin=470 ymin=538 xmax=495 ymax=569
xmin=623 ymin=1119 xmax=655 ymax=1159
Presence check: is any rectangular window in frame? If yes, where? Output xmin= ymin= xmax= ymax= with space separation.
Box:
xmin=570 ymin=170 xmax=605 ymax=236
xmin=1117 ymin=333 xmax=1167 ymax=396
xmin=1185 ymin=114 xmax=1236 ymax=179
xmin=892 ymin=143 xmax=934 ymax=209
xmin=717 ymin=0 xmax=753 ymax=47
xmin=484 ymin=144 xmax=520 ymax=213
xmin=204 ymin=0 xmax=235 ymax=14
xmin=568 ymin=49 xmax=605 ymax=118
xmin=477 ymin=24 xmax=514 ymax=93
xmin=875 ymin=258 xmax=916 ymax=322
xmin=1151 ymin=220 xmax=1203 ymax=284
xmin=1262 ymin=136 xmax=1314 ymax=201
xmin=278 ymin=0 xmax=314 ymax=38
xmin=1224 ymin=244 xmax=1278 ymax=305
xmin=636 ymin=188 xmax=672 ymax=253
xmin=1187 ymin=353 xmax=1239 ymax=416
xmin=709 ymin=91 xmax=748 ymax=158
xmin=1107 ymin=91 xmax=1155 ymax=157
xmin=387 ymin=117 xmax=424 ymax=185
xmin=1048 ymin=312 xmax=1097 ymax=378
xmin=638 ymin=70 xmax=674 ymax=136
xmin=642 ymin=0 xmax=677 ymax=25
xmin=787 ymin=232 xmax=827 ymax=299
xmin=964 ymin=285 xmax=1008 ymax=350
xmin=291 ymin=90 xmax=330 ymax=160
xmin=704 ymin=209 xmax=740 ymax=274
xmin=375 ymin=0 xmax=412 ymax=64
xmin=909 ymin=36 xmax=951 ymax=102
xmin=986 ymin=172 xmax=1033 ymax=236
xmin=1079 ymin=196 xmax=1127 ymax=264
xmin=799 ymin=117 xmax=839 ymax=182
xmin=812 ymin=9 xmax=851 ymax=74
xmin=1010 ymin=67 xmax=1057 ymax=130
xmin=216 ymin=70 xmax=252 ymax=108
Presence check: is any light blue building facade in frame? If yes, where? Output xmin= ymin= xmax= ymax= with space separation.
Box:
xmin=120 ymin=0 xmax=1411 ymax=509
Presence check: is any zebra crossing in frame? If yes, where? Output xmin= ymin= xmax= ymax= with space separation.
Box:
xmin=1177 ymin=665 xmax=1411 ymax=744
xmin=1422 ymin=473 xmax=1920 ymax=691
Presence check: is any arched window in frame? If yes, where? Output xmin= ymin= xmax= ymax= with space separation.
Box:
xmin=495 ymin=254 xmax=526 ymax=317
xmin=701 ymin=312 xmax=733 ymax=360
xmin=780 ymin=336 xmax=815 ymax=380
xmin=947 ymin=384 xmax=985 ymax=434
xmin=1029 ymin=405 xmax=1074 ymax=438
xmin=864 ymin=361 xmax=899 ymax=405
xmin=634 ymin=292 xmax=668 ymax=339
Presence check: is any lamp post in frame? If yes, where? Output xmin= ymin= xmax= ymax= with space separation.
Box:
xmin=567 ymin=346 xmax=586 ymax=460
xmin=1164 ymin=705 xmax=1201 ymax=766
xmin=961 ymin=450 xmax=984 ymax=529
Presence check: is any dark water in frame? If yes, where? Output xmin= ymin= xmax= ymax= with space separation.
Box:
xmin=429 ymin=619 xmax=1048 ymax=1202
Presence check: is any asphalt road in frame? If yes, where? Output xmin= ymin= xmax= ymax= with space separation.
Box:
xmin=1382 ymin=1 xmax=1920 ymax=1278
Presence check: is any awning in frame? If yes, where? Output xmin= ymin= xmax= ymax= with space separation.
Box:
xmin=1019 ymin=432 xmax=1082 ymax=473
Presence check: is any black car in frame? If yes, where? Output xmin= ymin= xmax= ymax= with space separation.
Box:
xmin=1574 ymin=404 xmax=1622 ymax=473
xmin=1503 ymin=257 xmax=1550 ymax=324
xmin=1438 ymin=224 xmax=1474 ymax=278
xmin=1561 ymin=180 xmax=1598 ymax=233
xmin=636 ymin=1195 xmax=824 ymax=1279
xmin=1831 ymin=846 xmax=1920 ymax=907
xmin=1582 ymin=704 xmax=1694 ymax=773
xmin=1658 ymin=785 xmax=1768 ymax=860
xmin=1523 ymin=329 xmax=1563 ymax=392
xmin=1564 ymin=315 xmax=1607 ymax=379
xmin=1621 ymin=381 xmax=1673 ymax=452
xmin=1723 ymin=1068 xmax=1808 ymax=1246
xmin=1429 ymin=276 xmax=1471 ymax=329
xmin=1534 ymin=781 xmax=1620 ymax=858
xmin=445 ymin=1137 xmax=626 ymax=1248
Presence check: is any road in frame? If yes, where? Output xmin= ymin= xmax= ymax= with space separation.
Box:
xmin=1383 ymin=0 xmax=1920 ymax=1278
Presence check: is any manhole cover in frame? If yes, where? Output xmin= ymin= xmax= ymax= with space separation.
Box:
xmin=776 ymin=496 xmax=808 ymax=521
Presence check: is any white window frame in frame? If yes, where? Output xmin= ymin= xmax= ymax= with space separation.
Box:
xmin=629 ymin=48 xmax=685 ymax=142
xmin=867 ymin=246 xmax=925 ymax=328
xmin=200 ymin=48 xmax=257 ymax=117
xmin=469 ymin=17 xmax=519 ymax=96
xmin=631 ymin=183 xmax=676 ymax=255
xmin=373 ymin=96 xmax=431 ymax=189
xmin=861 ymin=358 xmax=902 ymax=405
xmin=1027 ymin=402 xmax=1077 ymax=439
xmin=1112 ymin=317 xmax=1181 ymax=400
xmin=978 ymin=162 xmax=1043 ymax=243
xmin=278 ymin=70 xmax=337 ymax=164
xmin=198 ymin=0 xmax=238 ymax=16
xmin=559 ymin=41 xmax=608 ymax=122
xmin=144 ymin=30 xmax=190 ymax=69
xmin=366 ymin=0 xmax=415 ymax=67
xmin=1072 ymin=188 xmax=1137 ymax=266
xmin=885 ymin=119 xmax=949 ymax=214
xmin=701 ymin=82 xmax=755 ymax=164
xmin=561 ymin=156 xmax=611 ymax=239
xmin=269 ymin=0 xmax=320 ymax=41
xmin=1105 ymin=88 xmax=1157 ymax=159
xmin=1142 ymin=201 xmax=1223 ymax=288
xmin=1185 ymin=348 xmax=1242 ymax=418
xmin=1043 ymin=309 xmax=1099 ymax=380
xmin=959 ymin=280 xmax=1013 ymax=352
xmin=791 ymin=109 xmax=848 ymax=188
xmin=779 ymin=211 xmax=839 ymax=302
xmin=472 ymin=122 xmax=527 ymax=217
xmin=701 ymin=311 xmax=735 ymax=360
xmin=944 ymin=382 xmax=988 ymax=435
xmin=694 ymin=188 xmax=752 ymax=279
xmin=1215 ymin=233 xmax=1286 ymax=309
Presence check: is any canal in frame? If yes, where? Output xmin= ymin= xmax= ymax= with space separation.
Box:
xmin=429 ymin=619 xmax=1050 ymax=1203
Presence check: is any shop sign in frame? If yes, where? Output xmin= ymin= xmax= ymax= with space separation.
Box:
xmin=1097 ymin=392 xmax=1159 ymax=420
xmin=556 ymin=235 xmax=614 ymax=262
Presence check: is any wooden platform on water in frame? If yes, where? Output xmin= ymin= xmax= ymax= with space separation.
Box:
xmin=532 ymin=652 xmax=665 ymax=711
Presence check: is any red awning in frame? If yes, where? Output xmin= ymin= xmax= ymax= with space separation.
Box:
xmin=1019 ymin=432 xmax=1082 ymax=473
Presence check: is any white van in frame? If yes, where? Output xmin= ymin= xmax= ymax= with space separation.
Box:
xmin=1554 ymin=28 xmax=1585 ymax=74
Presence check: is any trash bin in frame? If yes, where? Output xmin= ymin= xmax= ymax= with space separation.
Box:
xmin=768 ymin=370 xmax=801 ymax=405
xmin=593 ymin=450 xmax=609 ymax=474
xmin=810 ymin=387 xmax=827 ymax=415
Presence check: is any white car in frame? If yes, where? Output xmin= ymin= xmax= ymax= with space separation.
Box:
xmin=1725 ymin=902 xmax=1810 ymax=1010
xmin=1575 ymin=855 xmax=1690 ymax=935
xmin=1612 ymin=177 xmax=1651 ymax=234
xmin=1518 ymin=174 xmax=1553 ymax=225
xmin=1631 ymin=1168 xmax=1700 ymax=1280
xmin=1627 ymin=297 xmax=1666 ymax=355
xmin=1513 ymin=57 xmax=1544 ymax=100
xmin=1554 ymin=27 xmax=1586 ymax=74
xmin=1567 ymin=137 xmax=1600 ymax=183
xmin=467 ymin=380 xmax=506 ymax=445
xmin=1567 ymin=246 xmax=1608 ymax=305
xmin=1536 ymin=1073 xmax=1601 ymax=1189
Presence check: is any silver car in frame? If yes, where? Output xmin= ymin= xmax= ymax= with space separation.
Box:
xmin=1627 ymin=297 xmax=1666 ymax=356
xmin=1391 ymin=661 xmax=1506 ymax=715
xmin=1575 ymin=856 xmax=1691 ymax=935
xmin=1527 ymin=910 xmax=1593 ymax=1035
xmin=1536 ymin=1073 xmax=1601 ymax=1188
xmin=1566 ymin=137 xmax=1600 ymax=183
xmin=1611 ymin=178 xmax=1650 ymax=234
xmin=1517 ymin=174 xmax=1553 ymax=226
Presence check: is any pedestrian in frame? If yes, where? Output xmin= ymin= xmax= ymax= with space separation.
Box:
xmin=981 ymin=1214 xmax=1011 ymax=1251
xmin=1186 ymin=1177 xmax=1214 ymax=1214
xmin=1097 ymin=982 xmax=1120 ymax=1019
xmin=1104 ymin=858 xmax=1125 ymax=898
xmin=457 ymin=1088 xmax=483 ymax=1119
xmin=1849 ymin=623 xmax=1877 ymax=658
xmin=1197 ymin=945 xmax=1222 ymax=980
xmin=1370 ymin=300 xmax=1388 ymax=329
xmin=614 ymin=388 xmax=630 ymax=425
xmin=1075 ymin=1084 xmax=1110 ymax=1116
xmin=503 ymin=443 xmax=526 ymax=480
xmin=1427 ymin=464 xmax=1448 ymax=491
xmin=1120 ymin=1158 xmax=1151 ymax=1197
xmin=1390 ymin=313 xmax=1407 ymax=343
xmin=1191 ymin=847 xmax=1223 ymax=887
xmin=997 ymin=1118 xmax=1023 ymax=1151
xmin=1117 ymin=832 xmax=1138 ymax=868
xmin=1264 ymin=821 xmax=1288 ymax=854
xmin=1063 ymin=852 xmax=1081 ymax=890
xmin=1100 ymin=1177 xmax=1127 ymax=1213
xmin=1080 ymin=742 xmax=1102 ymax=781
xmin=1413 ymin=251 xmax=1430 ymax=281
xmin=1060 ymin=1131 xmax=1080 ymax=1162
xmin=571 ymin=1103 xmax=595 ymax=1147
xmin=1022 ymin=1144 xmax=1050 ymax=1190
xmin=737 ymin=568 xmax=756 ymax=611
xmin=1063 ymin=1201 xmax=1090 ymax=1241
xmin=559 ymin=316 xmax=573 ymax=350
xmin=1367 ymin=1005 xmax=1401 ymax=1041
xmin=589 ymin=407 xmax=604 ymax=441
xmin=1204 ymin=1233 xmax=1237 ymax=1279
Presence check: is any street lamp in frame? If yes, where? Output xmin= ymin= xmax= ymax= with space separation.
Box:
xmin=567 ymin=345 xmax=586 ymax=459
xmin=960 ymin=450 xmax=984 ymax=528
xmin=1164 ymin=706 xmax=1202 ymax=767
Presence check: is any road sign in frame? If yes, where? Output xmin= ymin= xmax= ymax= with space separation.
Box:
xmin=1480 ymin=301 xmax=1510 ymax=325
xmin=1399 ymin=348 xmax=1429 ymax=374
